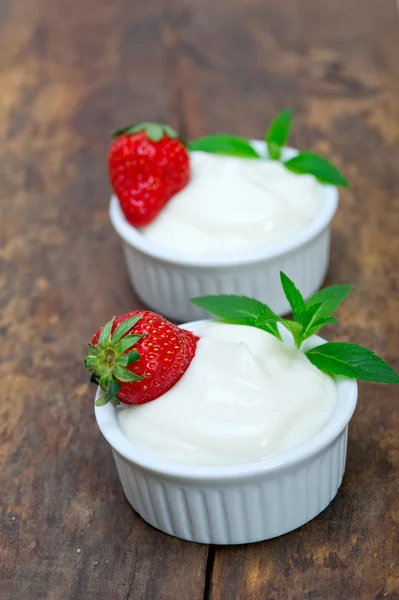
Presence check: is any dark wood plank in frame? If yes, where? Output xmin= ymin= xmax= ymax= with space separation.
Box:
xmin=0 ymin=1 xmax=208 ymax=599
xmin=164 ymin=0 xmax=399 ymax=598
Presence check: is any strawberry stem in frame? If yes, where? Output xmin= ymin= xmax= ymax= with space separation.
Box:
xmin=84 ymin=317 xmax=145 ymax=405
xmin=111 ymin=122 xmax=179 ymax=142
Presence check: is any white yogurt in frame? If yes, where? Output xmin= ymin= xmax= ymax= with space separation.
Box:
xmin=139 ymin=152 xmax=324 ymax=255
xmin=117 ymin=322 xmax=338 ymax=467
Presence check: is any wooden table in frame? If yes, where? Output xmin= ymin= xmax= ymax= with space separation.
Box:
xmin=2 ymin=0 xmax=399 ymax=598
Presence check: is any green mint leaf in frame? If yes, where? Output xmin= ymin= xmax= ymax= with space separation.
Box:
xmin=112 ymin=315 xmax=142 ymax=344
xmin=300 ymin=284 xmax=352 ymax=340
xmin=302 ymin=302 xmax=325 ymax=333
xmin=306 ymin=284 xmax=353 ymax=319
xmin=108 ymin=377 xmax=121 ymax=401
xmin=188 ymin=135 xmax=260 ymax=158
xmin=305 ymin=343 xmax=399 ymax=383
xmin=304 ymin=317 xmax=338 ymax=339
xmin=90 ymin=373 xmax=99 ymax=385
xmin=191 ymin=295 xmax=270 ymax=323
xmin=280 ymin=272 xmax=306 ymax=324
xmin=280 ymin=319 xmax=303 ymax=342
xmin=116 ymin=334 xmax=143 ymax=354
xmin=301 ymin=303 xmax=341 ymax=341
xmin=265 ymin=109 xmax=292 ymax=159
xmin=254 ymin=320 xmax=281 ymax=339
xmin=95 ymin=393 xmax=109 ymax=407
xmin=98 ymin=317 xmax=115 ymax=348
xmin=267 ymin=142 xmax=281 ymax=161
xmin=256 ymin=314 xmax=303 ymax=348
xmin=284 ymin=152 xmax=349 ymax=188
xmin=253 ymin=307 xmax=282 ymax=339
xmin=259 ymin=322 xmax=281 ymax=339
xmin=191 ymin=295 xmax=281 ymax=340
xmin=113 ymin=364 xmax=144 ymax=383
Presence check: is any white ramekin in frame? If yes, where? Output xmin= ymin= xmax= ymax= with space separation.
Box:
xmin=94 ymin=324 xmax=358 ymax=545
xmin=109 ymin=143 xmax=339 ymax=322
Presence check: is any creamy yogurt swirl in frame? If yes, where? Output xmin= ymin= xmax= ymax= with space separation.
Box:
xmin=117 ymin=322 xmax=338 ymax=467
xmin=139 ymin=152 xmax=325 ymax=256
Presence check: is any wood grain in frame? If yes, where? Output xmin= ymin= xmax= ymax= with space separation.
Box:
xmin=1 ymin=0 xmax=399 ymax=599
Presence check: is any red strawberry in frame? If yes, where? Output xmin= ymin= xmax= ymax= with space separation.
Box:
xmin=84 ymin=311 xmax=198 ymax=406
xmin=108 ymin=122 xmax=190 ymax=227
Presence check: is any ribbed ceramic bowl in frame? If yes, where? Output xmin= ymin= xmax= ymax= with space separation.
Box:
xmin=94 ymin=323 xmax=357 ymax=545
xmin=109 ymin=143 xmax=339 ymax=322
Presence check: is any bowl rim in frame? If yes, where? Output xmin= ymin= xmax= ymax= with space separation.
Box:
xmin=94 ymin=321 xmax=358 ymax=481
xmin=109 ymin=142 xmax=339 ymax=268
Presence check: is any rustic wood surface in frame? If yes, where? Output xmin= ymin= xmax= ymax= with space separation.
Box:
xmin=1 ymin=0 xmax=399 ymax=598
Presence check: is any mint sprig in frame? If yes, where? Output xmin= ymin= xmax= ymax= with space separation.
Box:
xmin=191 ymin=273 xmax=399 ymax=384
xmin=188 ymin=109 xmax=348 ymax=187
